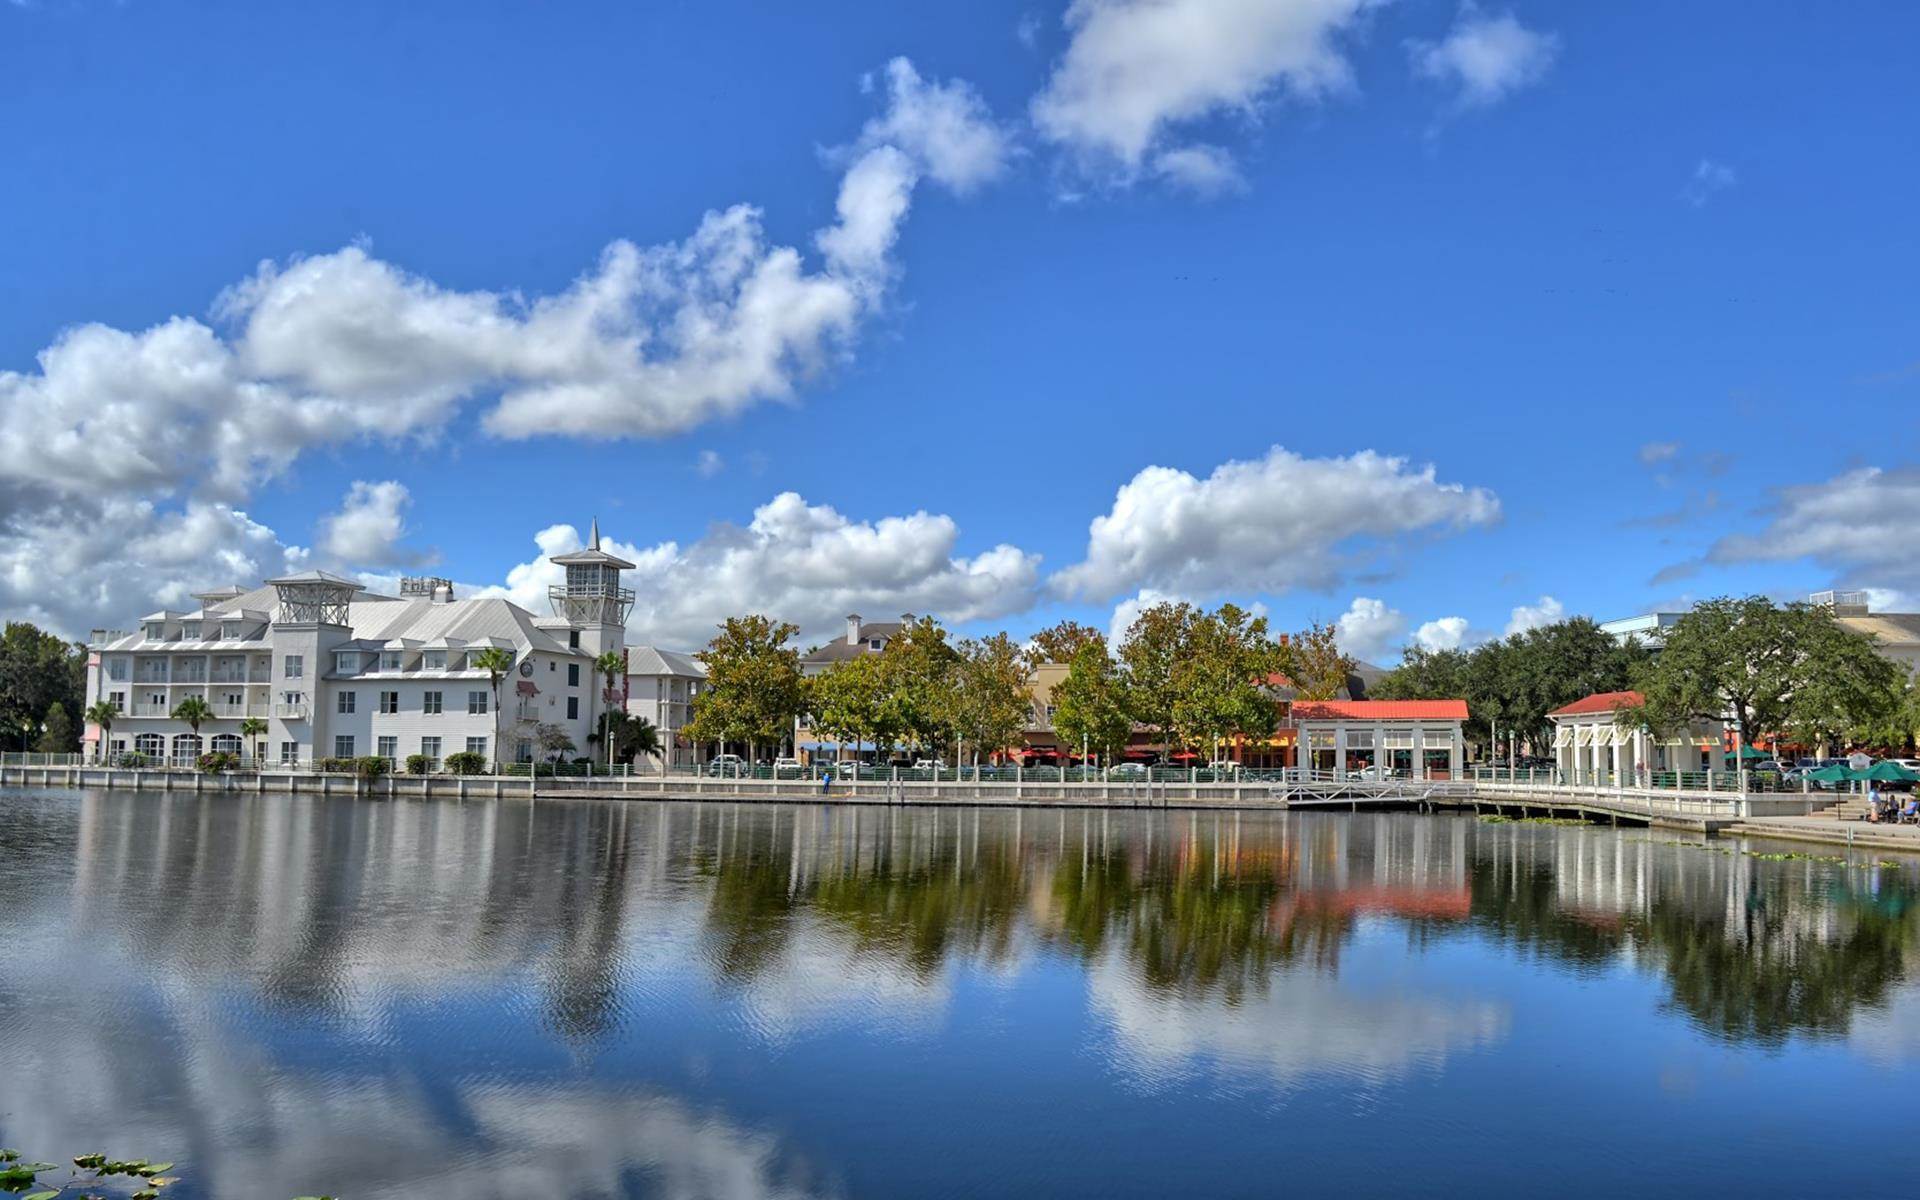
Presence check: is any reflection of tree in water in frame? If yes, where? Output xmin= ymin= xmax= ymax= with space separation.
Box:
xmin=1463 ymin=842 xmax=1920 ymax=1046
xmin=1645 ymin=881 xmax=1914 ymax=1046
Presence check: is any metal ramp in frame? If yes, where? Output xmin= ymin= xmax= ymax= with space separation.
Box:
xmin=1271 ymin=777 xmax=1474 ymax=808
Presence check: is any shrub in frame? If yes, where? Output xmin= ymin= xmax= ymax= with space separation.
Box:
xmin=316 ymin=756 xmax=355 ymax=773
xmin=405 ymin=754 xmax=433 ymax=775
xmin=116 ymin=752 xmax=149 ymax=768
xmin=356 ymin=755 xmax=390 ymax=778
xmin=196 ymin=751 xmax=240 ymax=774
xmin=443 ymin=751 xmax=487 ymax=775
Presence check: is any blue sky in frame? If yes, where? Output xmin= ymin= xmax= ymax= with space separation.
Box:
xmin=3 ymin=0 xmax=1916 ymax=659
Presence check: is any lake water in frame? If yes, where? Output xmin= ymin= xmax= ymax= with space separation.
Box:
xmin=4 ymin=788 xmax=1920 ymax=1198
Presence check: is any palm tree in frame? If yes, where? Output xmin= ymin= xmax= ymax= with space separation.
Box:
xmin=471 ymin=646 xmax=515 ymax=772
xmin=602 ymin=711 xmax=663 ymax=768
xmin=596 ymin=649 xmax=627 ymax=766
xmin=170 ymin=695 xmax=214 ymax=765
xmin=239 ymin=716 xmax=269 ymax=767
xmin=84 ymin=699 xmax=117 ymax=764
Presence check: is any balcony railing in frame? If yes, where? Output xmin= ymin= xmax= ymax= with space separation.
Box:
xmin=127 ymin=702 xmax=171 ymax=717
xmin=274 ymin=703 xmax=310 ymax=720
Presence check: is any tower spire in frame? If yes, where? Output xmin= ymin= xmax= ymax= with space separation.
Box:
xmin=589 ymin=516 xmax=601 ymax=550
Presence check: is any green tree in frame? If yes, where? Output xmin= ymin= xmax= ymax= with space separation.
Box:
xmin=688 ymin=616 xmax=806 ymax=761
xmin=1372 ymin=645 xmax=1472 ymax=703
xmin=808 ymin=655 xmax=897 ymax=763
xmin=948 ymin=633 xmax=1032 ymax=766
xmin=1025 ymin=619 xmax=1106 ymax=667
xmin=85 ymin=698 xmax=118 ymax=763
xmin=0 ymin=621 xmax=85 ymax=750
xmin=471 ymin=645 xmax=515 ymax=768
xmin=1051 ymin=642 xmax=1134 ymax=766
xmin=170 ymin=695 xmax=213 ymax=741
xmin=1117 ymin=600 xmax=1199 ymax=752
xmin=1636 ymin=596 xmax=1896 ymax=748
xmin=35 ymin=700 xmax=74 ymax=753
xmin=878 ymin=616 xmax=962 ymax=758
xmin=239 ymin=715 xmax=269 ymax=765
xmin=1170 ymin=603 xmax=1283 ymax=759
xmin=1279 ymin=620 xmax=1351 ymax=701
xmin=595 ymin=649 xmax=627 ymax=765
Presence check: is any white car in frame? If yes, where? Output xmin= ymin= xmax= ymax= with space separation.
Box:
xmin=912 ymin=759 xmax=946 ymax=772
xmin=771 ymin=757 xmax=804 ymax=777
xmin=1107 ymin=762 xmax=1149 ymax=781
xmin=706 ymin=754 xmax=747 ymax=776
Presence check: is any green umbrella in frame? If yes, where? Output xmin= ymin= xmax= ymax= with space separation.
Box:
xmin=1804 ymin=764 xmax=1850 ymax=784
xmin=1855 ymin=761 xmax=1920 ymax=783
xmin=1723 ymin=745 xmax=1769 ymax=761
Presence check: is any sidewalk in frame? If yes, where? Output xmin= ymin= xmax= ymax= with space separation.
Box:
xmin=1727 ymin=814 xmax=1920 ymax=854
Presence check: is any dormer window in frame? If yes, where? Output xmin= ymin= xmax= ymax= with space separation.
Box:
xmin=423 ymin=650 xmax=447 ymax=671
xmin=380 ymin=651 xmax=402 ymax=671
xmin=221 ymin=622 xmax=242 ymax=639
xmin=144 ymin=624 xmax=162 ymax=641
xmin=869 ymin=639 xmax=882 ymax=650
xmin=181 ymin=622 xmax=201 ymax=640
xmin=334 ymin=651 xmax=359 ymax=674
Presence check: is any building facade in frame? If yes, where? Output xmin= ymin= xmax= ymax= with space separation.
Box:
xmin=1548 ymin=690 xmax=1721 ymax=784
xmin=83 ymin=521 xmax=635 ymax=769
xmin=624 ymin=645 xmax=706 ymax=768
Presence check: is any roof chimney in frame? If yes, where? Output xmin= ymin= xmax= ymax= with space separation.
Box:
xmin=847 ymin=614 xmax=862 ymax=645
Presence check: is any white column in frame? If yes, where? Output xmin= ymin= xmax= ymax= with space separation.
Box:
xmin=1413 ymin=726 xmax=1426 ymax=781
xmin=1334 ymin=723 xmax=1348 ymax=779
xmin=1449 ymin=726 xmax=1462 ymax=779
xmin=1609 ymin=729 xmax=1622 ymax=790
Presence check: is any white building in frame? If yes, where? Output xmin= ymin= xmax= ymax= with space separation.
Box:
xmin=1548 ymin=690 xmax=1721 ymax=785
xmin=624 ymin=646 xmax=706 ymax=768
xmin=83 ymin=521 xmax=635 ymax=769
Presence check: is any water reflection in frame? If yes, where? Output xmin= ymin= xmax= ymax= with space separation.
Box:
xmin=3 ymin=790 xmax=1919 ymax=1198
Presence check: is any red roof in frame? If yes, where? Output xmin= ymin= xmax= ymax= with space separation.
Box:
xmin=1548 ymin=690 xmax=1644 ymax=717
xmin=1290 ymin=699 xmax=1468 ymax=721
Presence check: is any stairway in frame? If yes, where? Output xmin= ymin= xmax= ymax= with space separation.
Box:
xmin=1814 ymin=797 xmax=1870 ymax=821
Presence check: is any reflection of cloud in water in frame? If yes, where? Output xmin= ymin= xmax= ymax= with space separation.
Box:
xmin=0 ymin=970 xmax=839 ymax=1200
xmin=717 ymin=929 xmax=959 ymax=1045
xmin=1846 ymin=981 xmax=1920 ymax=1065
xmin=1088 ymin=947 xmax=1508 ymax=1091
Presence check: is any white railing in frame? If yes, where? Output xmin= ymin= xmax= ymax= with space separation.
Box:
xmin=274 ymin=703 xmax=310 ymax=720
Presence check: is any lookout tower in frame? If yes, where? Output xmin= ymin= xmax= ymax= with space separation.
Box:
xmin=267 ymin=569 xmax=361 ymax=626
xmin=546 ymin=518 xmax=634 ymax=660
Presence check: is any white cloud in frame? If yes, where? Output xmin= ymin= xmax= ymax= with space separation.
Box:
xmin=1705 ymin=466 xmax=1920 ymax=594
xmin=1031 ymin=0 xmax=1376 ymax=181
xmin=1681 ymin=158 xmax=1736 ymax=207
xmin=1409 ymin=3 xmax=1558 ymax=110
xmin=0 ymin=59 xmax=1007 ymax=640
xmin=848 ymin=57 xmax=1014 ymax=195
xmin=483 ymin=495 xmax=1042 ymax=649
xmin=694 ymin=449 xmax=725 ymax=478
xmin=1336 ymin=596 xmax=1406 ymax=662
xmin=1504 ymin=594 xmax=1564 ymax=635
xmin=316 ymin=480 xmax=426 ymax=568
xmin=1638 ymin=440 xmax=1680 ymax=466
xmin=1152 ymin=143 xmax=1247 ymax=197
xmin=1414 ymin=615 xmax=1471 ymax=651
xmin=0 ymin=497 xmax=304 ymax=639
xmin=1016 ymin=11 xmax=1043 ymax=48
xmin=1054 ymin=446 xmax=1499 ymax=603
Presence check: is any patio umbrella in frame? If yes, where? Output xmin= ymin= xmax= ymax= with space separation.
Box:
xmin=1723 ymin=745 xmax=1769 ymax=761
xmin=1855 ymin=761 xmax=1920 ymax=783
xmin=1804 ymin=764 xmax=1850 ymax=784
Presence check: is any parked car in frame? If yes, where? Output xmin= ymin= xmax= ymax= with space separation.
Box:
xmin=706 ymin=754 xmax=747 ymax=776
xmin=1107 ymin=762 xmax=1149 ymax=781
xmin=771 ymin=757 xmax=804 ymax=777
xmin=912 ymin=759 xmax=946 ymax=772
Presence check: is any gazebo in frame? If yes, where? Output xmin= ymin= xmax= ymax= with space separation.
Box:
xmin=1549 ymin=690 xmax=1720 ymax=785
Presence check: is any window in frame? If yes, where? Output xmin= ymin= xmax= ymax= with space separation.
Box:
xmin=467 ymin=690 xmax=488 ymax=715
xmin=145 ymin=691 xmax=166 ymax=709
xmin=466 ymin=736 xmax=488 ymax=757
xmin=108 ymin=691 xmax=125 ymax=712
xmin=380 ymin=651 xmax=402 ymax=671
xmin=337 ymin=691 xmax=356 ymax=714
xmin=181 ymin=622 xmax=200 ymax=639
xmin=135 ymin=733 xmax=164 ymax=757
xmin=378 ymin=690 xmax=398 ymax=714
xmin=222 ymin=622 xmax=243 ymax=639
xmin=567 ymin=663 xmax=580 ymax=687
xmin=334 ymin=651 xmax=359 ymax=674
xmin=107 ymin=658 xmax=128 ymax=681
xmin=419 ymin=736 xmax=441 ymax=767
xmin=569 ymin=630 xmax=580 ymax=650
xmin=280 ymin=741 xmax=298 ymax=764
xmin=423 ymin=690 xmax=443 ymax=715
xmin=334 ymin=735 xmax=355 ymax=758
xmin=377 ymin=736 xmax=398 ymax=762
xmin=566 ymin=696 xmax=579 ymax=720
xmin=224 ymin=692 xmax=242 ymax=709
xmin=870 ymin=638 xmax=882 ymax=649
xmin=144 ymin=623 xmax=163 ymax=641
xmin=423 ymin=649 xmax=447 ymax=671
xmin=284 ymin=655 xmax=304 ymax=679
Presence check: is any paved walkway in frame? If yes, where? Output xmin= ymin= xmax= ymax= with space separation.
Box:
xmin=1728 ymin=814 xmax=1920 ymax=853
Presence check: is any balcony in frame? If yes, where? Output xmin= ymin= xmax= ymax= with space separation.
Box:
xmin=274 ymin=702 xmax=310 ymax=720
xmin=214 ymin=702 xmax=258 ymax=718
xmin=127 ymin=702 xmax=172 ymax=717
xmin=133 ymin=670 xmax=170 ymax=685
